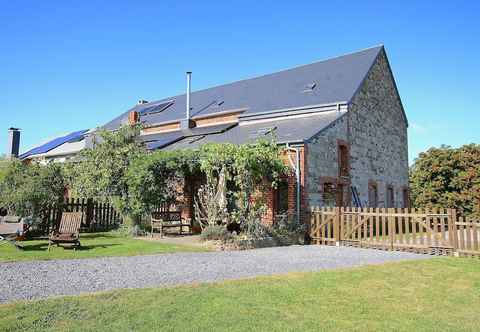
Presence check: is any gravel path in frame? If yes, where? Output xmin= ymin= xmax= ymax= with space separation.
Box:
xmin=0 ymin=246 xmax=429 ymax=303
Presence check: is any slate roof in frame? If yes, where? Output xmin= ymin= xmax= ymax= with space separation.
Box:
xmin=103 ymin=46 xmax=383 ymax=130
xmin=24 ymin=46 xmax=384 ymax=157
xmin=163 ymin=111 xmax=345 ymax=150
xmin=141 ymin=123 xmax=236 ymax=150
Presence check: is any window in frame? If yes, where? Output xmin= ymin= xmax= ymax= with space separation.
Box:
xmin=275 ymin=180 xmax=289 ymax=215
xmin=323 ymin=182 xmax=336 ymax=206
xmin=386 ymin=185 xmax=395 ymax=208
xmin=368 ymin=181 xmax=378 ymax=207
xmin=402 ymin=187 xmax=410 ymax=208
xmin=338 ymin=142 xmax=349 ymax=177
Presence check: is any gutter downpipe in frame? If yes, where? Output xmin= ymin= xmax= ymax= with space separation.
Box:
xmin=285 ymin=143 xmax=301 ymax=224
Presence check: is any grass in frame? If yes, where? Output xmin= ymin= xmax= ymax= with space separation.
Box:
xmin=0 ymin=232 xmax=207 ymax=262
xmin=1 ymin=258 xmax=479 ymax=331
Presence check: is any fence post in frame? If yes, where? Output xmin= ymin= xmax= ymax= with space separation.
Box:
xmin=309 ymin=206 xmax=314 ymax=244
xmin=334 ymin=207 xmax=341 ymax=246
xmin=449 ymin=209 xmax=458 ymax=255
xmin=85 ymin=198 xmax=94 ymax=229
xmin=388 ymin=208 xmax=395 ymax=251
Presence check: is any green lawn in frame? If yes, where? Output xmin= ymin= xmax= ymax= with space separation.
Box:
xmin=0 ymin=232 xmax=207 ymax=262
xmin=1 ymin=258 xmax=479 ymax=331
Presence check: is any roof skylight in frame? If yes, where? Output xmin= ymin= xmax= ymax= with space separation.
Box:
xmin=248 ymin=126 xmax=277 ymax=138
xmin=302 ymin=82 xmax=317 ymax=93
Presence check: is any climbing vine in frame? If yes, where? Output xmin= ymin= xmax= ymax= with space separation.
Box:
xmin=195 ymin=140 xmax=287 ymax=231
xmin=67 ymin=124 xmax=287 ymax=234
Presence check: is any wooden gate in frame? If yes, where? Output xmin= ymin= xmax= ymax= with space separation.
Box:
xmin=310 ymin=207 xmax=338 ymax=245
xmin=310 ymin=207 xmax=479 ymax=257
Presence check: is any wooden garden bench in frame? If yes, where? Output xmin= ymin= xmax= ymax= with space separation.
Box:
xmin=151 ymin=211 xmax=192 ymax=238
xmin=48 ymin=212 xmax=83 ymax=251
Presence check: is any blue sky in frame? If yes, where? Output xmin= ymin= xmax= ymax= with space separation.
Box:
xmin=1 ymin=0 xmax=478 ymax=163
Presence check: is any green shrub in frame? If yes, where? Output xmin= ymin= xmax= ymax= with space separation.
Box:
xmin=200 ymin=225 xmax=234 ymax=242
xmin=269 ymin=214 xmax=306 ymax=245
xmin=0 ymin=160 xmax=65 ymax=218
xmin=410 ymin=144 xmax=480 ymax=218
xmin=273 ymin=214 xmax=305 ymax=235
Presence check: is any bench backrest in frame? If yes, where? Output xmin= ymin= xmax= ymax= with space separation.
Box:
xmin=58 ymin=212 xmax=83 ymax=234
xmin=151 ymin=211 xmax=182 ymax=223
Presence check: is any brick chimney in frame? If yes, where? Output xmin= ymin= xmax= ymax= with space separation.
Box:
xmin=128 ymin=111 xmax=139 ymax=126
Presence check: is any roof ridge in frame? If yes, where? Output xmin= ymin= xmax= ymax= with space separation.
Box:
xmin=137 ymin=45 xmax=385 ymax=105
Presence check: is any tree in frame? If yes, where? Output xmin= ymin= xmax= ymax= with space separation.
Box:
xmin=0 ymin=160 xmax=65 ymax=218
xmin=0 ymin=154 xmax=9 ymax=182
xmin=66 ymin=125 xmax=146 ymax=226
xmin=410 ymin=144 xmax=480 ymax=218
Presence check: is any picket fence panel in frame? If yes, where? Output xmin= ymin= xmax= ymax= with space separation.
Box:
xmin=41 ymin=198 xmax=122 ymax=234
xmin=310 ymin=207 xmax=479 ymax=257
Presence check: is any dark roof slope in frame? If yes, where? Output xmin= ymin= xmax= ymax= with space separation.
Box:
xmin=163 ymin=111 xmax=343 ymax=150
xmin=103 ymin=46 xmax=383 ymax=130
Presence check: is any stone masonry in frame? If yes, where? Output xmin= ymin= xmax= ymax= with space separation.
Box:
xmin=305 ymin=49 xmax=409 ymax=208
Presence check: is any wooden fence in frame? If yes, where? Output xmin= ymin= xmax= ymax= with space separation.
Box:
xmin=41 ymin=198 xmax=122 ymax=234
xmin=310 ymin=207 xmax=480 ymax=257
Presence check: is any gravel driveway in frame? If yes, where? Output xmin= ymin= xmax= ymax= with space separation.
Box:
xmin=0 ymin=245 xmax=429 ymax=303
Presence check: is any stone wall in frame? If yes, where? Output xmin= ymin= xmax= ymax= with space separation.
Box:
xmin=305 ymin=113 xmax=348 ymax=207
xmin=348 ymin=49 xmax=409 ymax=208
xmin=305 ymin=49 xmax=409 ymax=209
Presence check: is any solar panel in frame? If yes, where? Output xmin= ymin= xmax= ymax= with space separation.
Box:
xmin=19 ymin=129 xmax=89 ymax=159
xmin=138 ymin=101 xmax=174 ymax=116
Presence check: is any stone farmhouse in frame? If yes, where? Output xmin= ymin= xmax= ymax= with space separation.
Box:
xmin=16 ymin=45 xmax=409 ymax=223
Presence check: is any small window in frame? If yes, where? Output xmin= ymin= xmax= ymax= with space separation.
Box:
xmin=323 ymin=182 xmax=336 ymax=206
xmin=386 ymin=185 xmax=395 ymax=208
xmin=368 ymin=182 xmax=378 ymax=207
xmin=275 ymin=181 xmax=289 ymax=215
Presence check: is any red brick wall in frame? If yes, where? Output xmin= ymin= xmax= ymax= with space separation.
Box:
xmin=264 ymin=145 xmax=308 ymax=224
xmin=179 ymin=144 xmax=308 ymax=226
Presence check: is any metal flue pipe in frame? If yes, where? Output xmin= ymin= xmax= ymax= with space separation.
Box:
xmin=186 ymin=71 xmax=192 ymax=120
